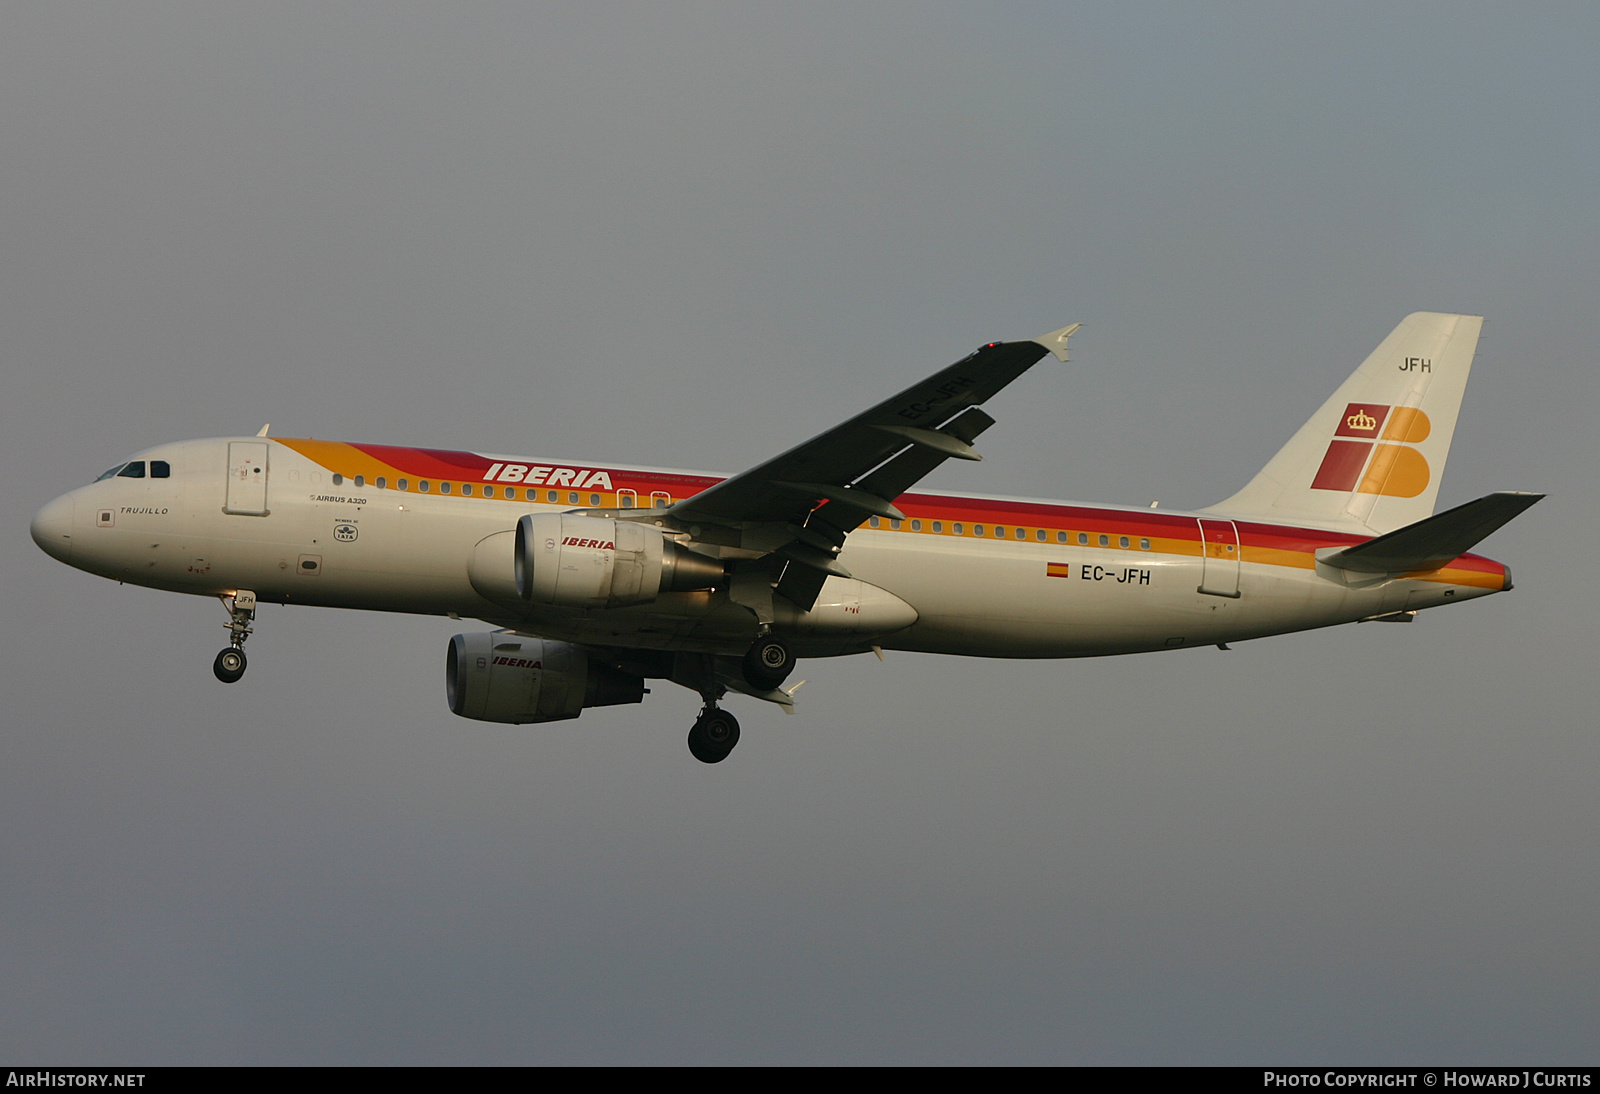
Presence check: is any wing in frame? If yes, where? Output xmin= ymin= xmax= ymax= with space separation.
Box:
xmin=659 ymin=324 xmax=1081 ymax=611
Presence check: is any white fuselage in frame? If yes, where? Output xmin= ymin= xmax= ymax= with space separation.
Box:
xmin=31 ymin=436 xmax=1507 ymax=661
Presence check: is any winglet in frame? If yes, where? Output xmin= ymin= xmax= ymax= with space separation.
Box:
xmin=256 ymin=423 xmax=271 ymax=437
xmin=1035 ymin=323 xmax=1082 ymax=363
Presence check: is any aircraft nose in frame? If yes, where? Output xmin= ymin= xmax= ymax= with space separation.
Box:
xmin=31 ymin=493 xmax=74 ymax=563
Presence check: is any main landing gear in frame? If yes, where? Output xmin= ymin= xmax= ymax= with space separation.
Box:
xmin=687 ymin=705 xmax=741 ymax=764
xmin=741 ymin=633 xmax=795 ymax=691
xmin=213 ymin=590 xmax=257 ymax=683
xmin=676 ymin=634 xmax=799 ymax=764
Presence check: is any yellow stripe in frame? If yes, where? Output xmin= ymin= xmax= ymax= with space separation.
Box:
xmin=277 ymin=439 xmax=406 ymax=482
xmin=272 ymin=443 xmax=1502 ymax=589
xmin=1241 ymin=544 xmax=1316 ymax=570
xmin=1405 ymin=566 xmax=1505 ymax=590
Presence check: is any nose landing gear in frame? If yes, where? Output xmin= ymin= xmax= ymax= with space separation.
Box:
xmin=213 ymin=591 xmax=256 ymax=683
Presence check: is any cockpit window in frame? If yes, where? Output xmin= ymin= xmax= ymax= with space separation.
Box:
xmin=151 ymin=460 xmax=170 ymax=478
xmin=94 ymin=463 xmax=128 ymax=481
xmin=117 ymin=462 xmax=147 ymax=478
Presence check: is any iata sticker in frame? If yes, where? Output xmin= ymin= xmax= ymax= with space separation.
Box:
xmin=334 ymin=523 xmax=358 ymax=542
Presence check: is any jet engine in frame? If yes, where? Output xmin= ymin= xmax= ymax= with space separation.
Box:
xmin=514 ymin=513 xmax=723 ymax=609
xmin=446 ymin=632 xmax=646 ymax=724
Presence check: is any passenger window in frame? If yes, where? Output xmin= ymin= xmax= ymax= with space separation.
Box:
xmin=548 ymin=490 xmax=558 ymax=502
xmin=419 ymin=481 xmax=430 ymax=493
xmin=118 ymin=462 xmax=146 ymax=478
xmin=462 ymin=483 xmax=473 ymax=496
xmin=1016 ymin=528 xmax=1026 ymax=540
xmin=1140 ymin=538 xmax=1150 ymax=550
xmin=151 ymin=460 xmax=171 ymax=478
xmin=568 ymin=492 xmax=580 ymax=505
xmin=354 ymin=475 xmax=366 ymax=488
xmin=890 ymin=519 xmax=902 ymax=530
xmin=932 ymin=521 xmax=943 ymax=533
xmin=1036 ymin=529 xmax=1046 ymax=541
xmin=483 ymin=485 xmax=494 ymax=498
xmin=397 ymin=479 xmax=408 ymax=491
xmin=911 ymin=520 xmax=922 ymax=531
xmin=953 ymin=523 xmax=963 ymax=535
xmin=869 ymin=516 xmax=881 ymax=528
xmin=441 ymin=482 xmax=452 ymax=494
xmin=375 ymin=477 xmax=386 ymax=490
xmin=1099 ymin=534 xmax=1109 ymax=546
xmin=590 ymin=493 xmax=601 ymax=506
xmin=1078 ymin=533 xmax=1088 ymax=545
xmin=975 ymin=525 xmax=985 ymax=536
xmin=332 ymin=473 xmax=344 ymax=485
xmin=1057 ymin=531 xmax=1067 ymax=543
xmin=1120 ymin=536 xmax=1130 ymax=548
xmin=995 ymin=526 xmax=1005 ymax=537
xmin=652 ymin=492 xmax=671 ymax=508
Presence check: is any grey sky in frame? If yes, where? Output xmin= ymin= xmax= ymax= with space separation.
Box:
xmin=3 ymin=3 xmax=1596 ymax=1063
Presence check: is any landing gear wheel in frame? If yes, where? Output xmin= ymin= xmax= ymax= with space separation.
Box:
xmin=742 ymin=635 xmax=795 ymax=690
xmin=687 ymin=708 xmax=741 ymax=764
xmin=213 ymin=647 xmax=248 ymax=684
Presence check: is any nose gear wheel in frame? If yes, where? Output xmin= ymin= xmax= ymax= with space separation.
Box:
xmin=213 ymin=647 xmax=247 ymax=683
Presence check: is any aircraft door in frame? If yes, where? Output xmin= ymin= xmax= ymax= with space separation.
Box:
xmin=1197 ymin=518 xmax=1241 ymax=598
xmin=225 ymin=441 xmax=270 ymax=515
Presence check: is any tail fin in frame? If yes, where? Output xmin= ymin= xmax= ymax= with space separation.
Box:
xmin=1206 ymin=312 xmax=1484 ymax=534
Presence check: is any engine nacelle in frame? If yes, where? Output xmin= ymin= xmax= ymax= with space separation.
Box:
xmin=446 ymin=632 xmax=645 ymax=724
xmin=514 ymin=513 xmax=723 ymax=609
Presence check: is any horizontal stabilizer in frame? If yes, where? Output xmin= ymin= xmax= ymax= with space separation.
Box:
xmin=1319 ymin=491 xmax=1543 ymax=574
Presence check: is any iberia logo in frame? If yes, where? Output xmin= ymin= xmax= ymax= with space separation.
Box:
xmin=1310 ymin=403 xmax=1431 ymax=497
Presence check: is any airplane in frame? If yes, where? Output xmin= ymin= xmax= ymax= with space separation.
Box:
xmin=30 ymin=312 xmax=1540 ymax=763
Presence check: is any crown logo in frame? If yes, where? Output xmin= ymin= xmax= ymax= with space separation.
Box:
xmin=1347 ymin=409 xmax=1377 ymax=432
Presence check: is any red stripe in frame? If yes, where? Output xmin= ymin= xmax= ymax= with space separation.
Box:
xmin=289 ymin=439 xmax=1505 ymax=579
